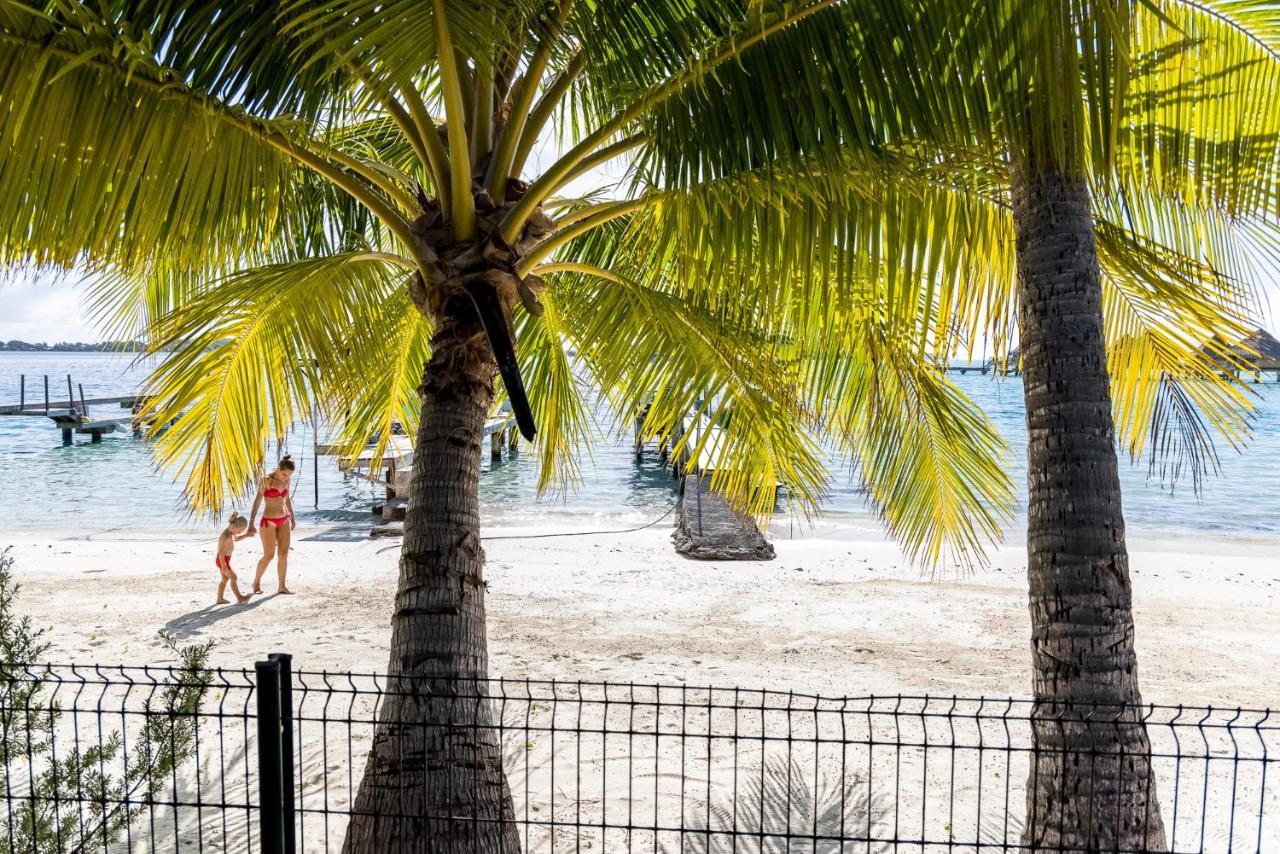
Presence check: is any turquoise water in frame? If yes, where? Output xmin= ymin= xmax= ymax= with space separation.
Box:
xmin=0 ymin=352 xmax=1277 ymax=542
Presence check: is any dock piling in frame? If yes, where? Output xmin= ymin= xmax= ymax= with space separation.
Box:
xmin=78 ymin=383 xmax=88 ymax=419
xmin=491 ymin=430 xmax=502 ymax=461
xmin=18 ymin=375 xmax=24 ymax=411
xmin=65 ymin=376 xmax=75 ymax=418
xmin=43 ymin=376 xmax=49 ymax=413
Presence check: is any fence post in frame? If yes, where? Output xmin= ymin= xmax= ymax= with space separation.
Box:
xmin=269 ymin=652 xmax=297 ymax=853
xmin=256 ymin=658 xmax=286 ymax=854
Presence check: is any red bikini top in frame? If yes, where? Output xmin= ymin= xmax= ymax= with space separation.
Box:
xmin=263 ymin=485 xmax=289 ymax=498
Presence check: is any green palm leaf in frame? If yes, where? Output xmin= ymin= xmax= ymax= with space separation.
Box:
xmin=320 ymin=287 xmax=433 ymax=476
xmin=509 ymin=292 xmax=593 ymax=491
xmin=0 ymin=3 xmax=311 ymax=276
xmin=139 ymin=252 xmax=405 ymax=512
xmin=548 ymin=266 xmax=830 ymax=521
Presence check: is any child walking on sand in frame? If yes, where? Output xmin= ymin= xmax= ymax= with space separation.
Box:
xmin=216 ymin=513 xmax=253 ymax=605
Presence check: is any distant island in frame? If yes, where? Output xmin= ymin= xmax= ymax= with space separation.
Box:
xmin=0 ymin=339 xmax=144 ymax=352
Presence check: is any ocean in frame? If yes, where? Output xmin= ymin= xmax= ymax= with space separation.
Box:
xmin=1 ymin=351 xmax=1277 ymax=545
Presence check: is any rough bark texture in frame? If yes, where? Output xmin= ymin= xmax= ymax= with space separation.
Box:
xmin=342 ymin=273 xmax=521 ymax=854
xmin=1011 ymin=159 xmax=1167 ymax=852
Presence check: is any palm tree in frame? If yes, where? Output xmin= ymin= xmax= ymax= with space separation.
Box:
xmin=646 ymin=1 xmax=1280 ymax=847
xmin=0 ymin=2 xmax=1019 ymax=850
xmin=982 ymin=7 xmax=1278 ymax=847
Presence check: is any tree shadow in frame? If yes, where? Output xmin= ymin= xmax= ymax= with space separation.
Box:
xmin=163 ymin=595 xmax=278 ymax=639
xmin=658 ymin=756 xmax=888 ymax=853
xmin=297 ymin=527 xmax=375 ymax=543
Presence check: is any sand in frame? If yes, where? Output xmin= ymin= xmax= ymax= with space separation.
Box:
xmin=7 ymin=520 xmax=1278 ymax=708
xmin=6 ymin=520 xmax=1279 ymax=851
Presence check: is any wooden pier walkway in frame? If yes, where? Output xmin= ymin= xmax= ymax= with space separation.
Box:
xmin=0 ymin=395 xmax=143 ymax=416
xmin=314 ymin=408 xmax=517 ymax=534
xmin=0 ymin=373 xmax=147 ymax=443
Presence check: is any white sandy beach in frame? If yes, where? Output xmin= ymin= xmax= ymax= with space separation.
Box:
xmin=7 ymin=521 xmax=1279 ymax=708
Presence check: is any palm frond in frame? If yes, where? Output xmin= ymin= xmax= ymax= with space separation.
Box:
xmin=617 ymin=0 xmax=1000 ymax=189
xmin=138 ymin=252 xmax=405 ymax=513
xmin=549 ymin=267 xmax=830 ymax=522
xmin=320 ymin=286 xmax=433 ymax=476
xmin=1112 ymin=0 xmax=1280 ymax=216
xmin=799 ymin=294 xmax=1015 ymax=567
xmin=274 ymin=0 xmax=536 ymax=79
xmin=110 ymin=0 xmax=349 ymax=119
xmin=622 ymin=146 xmax=1020 ymax=365
xmin=1094 ymin=208 xmax=1261 ymax=487
xmin=508 ymin=292 xmax=594 ymax=491
xmin=0 ymin=2 xmax=348 ymax=279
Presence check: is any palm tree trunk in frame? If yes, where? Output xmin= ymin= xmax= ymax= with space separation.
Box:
xmin=1010 ymin=157 xmax=1167 ymax=851
xmin=343 ymin=287 xmax=520 ymax=854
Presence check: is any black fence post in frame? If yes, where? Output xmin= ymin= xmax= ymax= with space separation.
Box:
xmin=269 ymin=652 xmax=297 ymax=853
xmin=256 ymin=658 xmax=286 ymax=854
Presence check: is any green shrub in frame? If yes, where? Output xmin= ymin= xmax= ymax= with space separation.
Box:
xmin=0 ymin=548 xmax=214 ymax=853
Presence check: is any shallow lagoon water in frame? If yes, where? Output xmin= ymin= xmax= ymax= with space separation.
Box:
xmin=0 ymin=351 xmax=1276 ymax=543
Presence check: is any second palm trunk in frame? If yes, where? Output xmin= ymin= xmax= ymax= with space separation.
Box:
xmin=1011 ymin=158 xmax=1167 ymax=851
xmin=343 ymin=288 xmax=520 ymax=854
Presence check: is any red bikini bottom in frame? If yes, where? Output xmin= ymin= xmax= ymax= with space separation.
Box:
xmin=260 ymin=515 xmax=290 ymax=528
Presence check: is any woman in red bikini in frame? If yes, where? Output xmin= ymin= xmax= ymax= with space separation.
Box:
xmin=247 ymin=455 xmax=297 ymax=594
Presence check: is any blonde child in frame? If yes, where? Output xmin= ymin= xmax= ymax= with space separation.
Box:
xmin=216 ymin=513 xmax=253 ymax=605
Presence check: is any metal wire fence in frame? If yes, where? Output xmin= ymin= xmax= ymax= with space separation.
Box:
xmin=1 ymin=655 xmax=1276 ymax=852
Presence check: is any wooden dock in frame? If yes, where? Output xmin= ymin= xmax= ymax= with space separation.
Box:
xmin=672 ymin=410 xmax=726 ymax=476
xmin=0 ymin=374 xmax=147 ymax=444
xmin=0 ymin=396 xmax=144 ymax=416
xmin=640 ymin=408 xmax=775 ymax=560
xmin=314 ymin=409 xmax=517 ymax=533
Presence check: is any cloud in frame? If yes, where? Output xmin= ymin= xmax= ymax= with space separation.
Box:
xmin=0 ymin=274 xmax=99 ymax=343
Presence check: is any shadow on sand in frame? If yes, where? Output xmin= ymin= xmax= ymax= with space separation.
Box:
xmin=298 ymin=526 xmax=375 ymax=543
xmin=164 ymin=594 xmax=279 ymax=639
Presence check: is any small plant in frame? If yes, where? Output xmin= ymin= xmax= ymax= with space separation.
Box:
xmin=0 ymin=548 xmax=214 ymax=853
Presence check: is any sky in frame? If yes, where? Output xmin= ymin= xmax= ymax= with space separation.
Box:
xmin=2 ymin=276 xmax=101 ymax=343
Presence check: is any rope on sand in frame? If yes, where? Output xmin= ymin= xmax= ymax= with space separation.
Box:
xmin=374 ymin=502 xmax=680 ymax=554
